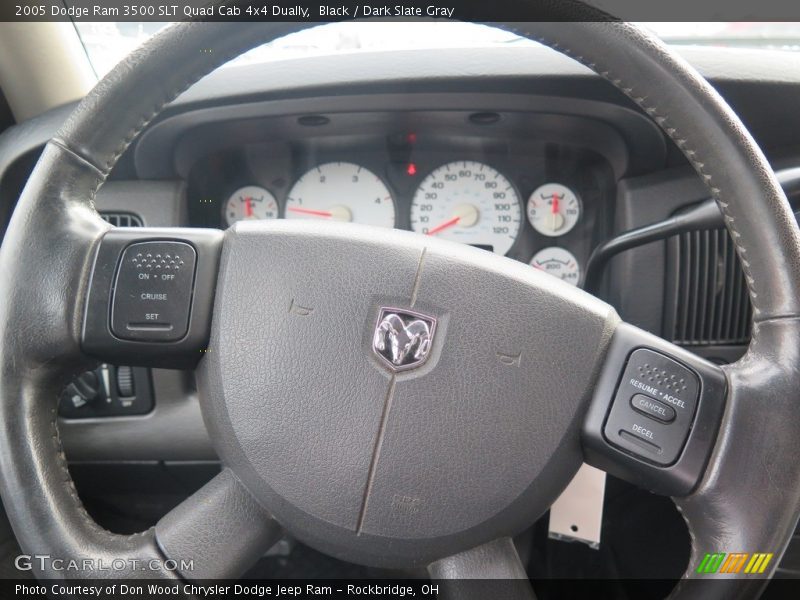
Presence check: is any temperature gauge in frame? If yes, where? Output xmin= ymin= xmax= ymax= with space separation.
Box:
xmin=530 ymin=247 xmax=581 ymax=286
xmin=223 ymin=186 xmax=279 ymax=227
xmin=527 ymin=183 xmax=581 ymax=237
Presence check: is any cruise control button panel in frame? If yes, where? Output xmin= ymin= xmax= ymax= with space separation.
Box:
xmin=603 ymin=348 xmax=700 ymax=466
xmin=111 ymin=242 xmax=197 ymax=342
xmin=582 ymin=323 xmax=726 ymax=496
xmin=82 ymin=228 xmax=222 ymax=369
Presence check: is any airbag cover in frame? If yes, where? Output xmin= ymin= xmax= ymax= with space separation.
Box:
xmin=198 ymin=220 xmax=617 ymax=566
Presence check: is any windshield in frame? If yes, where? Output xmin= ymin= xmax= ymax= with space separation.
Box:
xmin=74 ymin=21 xmax=800 ymax=78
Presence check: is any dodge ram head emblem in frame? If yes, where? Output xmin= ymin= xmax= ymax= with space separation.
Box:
xmin=372 ymin=308 xmax=436 ymax=372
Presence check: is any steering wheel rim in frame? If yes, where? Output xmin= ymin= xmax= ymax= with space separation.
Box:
xmin=1 ymin=14 xmax=799 ymax=598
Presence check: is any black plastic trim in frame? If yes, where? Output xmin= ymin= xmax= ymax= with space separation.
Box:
xmin=59 ymin=369 xmax=216 ymax=462
xmin=136 ymin=93 xmax=663 ymax=181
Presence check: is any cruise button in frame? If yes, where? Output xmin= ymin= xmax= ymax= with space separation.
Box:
xmin=630 ymin=394 xmax=676 ymax=423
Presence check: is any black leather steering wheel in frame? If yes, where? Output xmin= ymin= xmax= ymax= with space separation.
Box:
xmin=1 ymin=15 xmax=800 ymax=600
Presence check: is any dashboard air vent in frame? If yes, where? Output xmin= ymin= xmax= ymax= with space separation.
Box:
xmin=100 ymin=212 xmax=144 ymax=227
xmin=665 ymin=228 xmax=751 ymax=346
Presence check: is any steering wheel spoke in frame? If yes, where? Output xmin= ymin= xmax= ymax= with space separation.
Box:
xmin=81 ymin=227 xmax=223 ymax=369
xmin=428 ymin=538 xmax=535 ymax=600
xmin=582 ymin=322 xmax=727 ymax=496
xmin=155 ymin=468 xmax=282 ymax=580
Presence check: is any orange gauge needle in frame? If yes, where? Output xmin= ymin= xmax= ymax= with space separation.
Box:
xmin=244 ymin=197 xmax=253 ymax=217
xmin=287 ymin=206 xmax=334 ymax=218
xmin=426 ymin=215 xmax=461 ymax=236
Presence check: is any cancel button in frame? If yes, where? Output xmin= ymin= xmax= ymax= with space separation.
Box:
xmin=630 ymin=394 xmax=676 ymax=423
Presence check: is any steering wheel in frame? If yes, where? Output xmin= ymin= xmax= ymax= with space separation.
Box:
xmin=1 ymin=14 xmax=800 ymax=600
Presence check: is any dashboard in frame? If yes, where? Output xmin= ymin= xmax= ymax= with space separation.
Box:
xmin=185 ymin=116 xmax=619 ymax=288
xmin=3 ymin=43 xmax=800 ymax=465
xmin=6 ymin=42 xmax=800 ymax=575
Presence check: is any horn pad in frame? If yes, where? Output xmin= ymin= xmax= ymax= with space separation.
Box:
xmin=197 ymin=220 xmax=617 ymax=567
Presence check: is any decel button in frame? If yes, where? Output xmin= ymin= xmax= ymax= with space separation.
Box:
xmin=630 ymin=394 xmax=676 ymax=423
xmin=110 ymin=241 xmax=197 ymax=342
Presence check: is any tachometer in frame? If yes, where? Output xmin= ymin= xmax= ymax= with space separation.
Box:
xmin=285 ymin=162 xmax=395 ymax=228
xmin=223 ymin=186 xmax=279 ymax=226
xmin=410 ymin=161 xmax=521 ymax=255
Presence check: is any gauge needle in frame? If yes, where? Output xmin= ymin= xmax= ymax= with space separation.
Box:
xmin=287 ymin=206 xmax=334 ymax=218
xmin=550 ymin=194 xmax=565 ymax=232
xmin=426 ymin=204 xmax=479 ymax=236
xmin=244 ymin=197 xmax=253 ymax=218
xmin=426 ymin=215 xmax=461 ymax=236
xmin=550 ymin=194 xmax=559 ymax=230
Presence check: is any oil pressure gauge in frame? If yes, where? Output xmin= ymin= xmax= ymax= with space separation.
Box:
xmin=527 ymin=183 xmax=581 ymax=237
xmin=530 ymin=247 xmax=581 ymax=286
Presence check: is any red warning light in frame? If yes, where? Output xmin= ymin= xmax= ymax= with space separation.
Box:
xmin=407 ymin=133 xmax=417 ymax=144
xmin=406 ymin=163 xmax=417 ymax=176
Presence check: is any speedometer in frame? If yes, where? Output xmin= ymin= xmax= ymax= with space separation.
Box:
xmin=285 ymin=162 xmax=395 ymax=228
xmin=410 ymin=161 xmax=521 ymax=255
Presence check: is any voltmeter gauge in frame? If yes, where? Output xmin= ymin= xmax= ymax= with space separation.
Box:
xmin=530 ymin=247 xmax=581 ymax=286
xmin=224 ymin=186 xmax=279 ymax=226
xmin=527 ymin=183 xmax=581 ymax=237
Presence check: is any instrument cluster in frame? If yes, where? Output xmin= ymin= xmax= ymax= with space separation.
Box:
xmin=189 ymin=135 xmax=614 ymax=288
